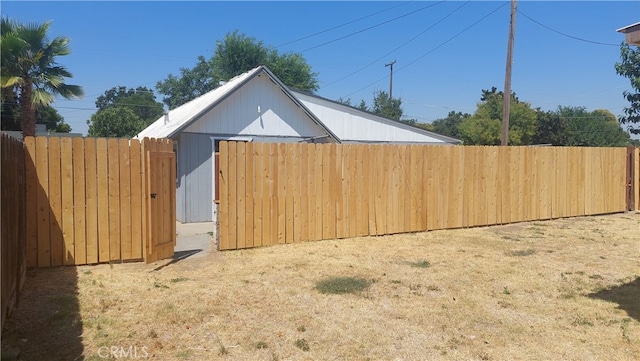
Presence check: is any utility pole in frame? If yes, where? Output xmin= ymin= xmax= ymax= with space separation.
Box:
xmin=385 ymin=60 xmax=396 ymax=99
xmin=501 ymin=0 xmax=517 ymax=146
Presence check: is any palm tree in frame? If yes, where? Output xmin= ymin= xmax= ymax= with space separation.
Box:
xmin=1 ymin=18 xmax=83 ymax=136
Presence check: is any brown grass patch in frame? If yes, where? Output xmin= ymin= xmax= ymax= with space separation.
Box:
xmin=2 ymin=213 xmax=640 ymax=360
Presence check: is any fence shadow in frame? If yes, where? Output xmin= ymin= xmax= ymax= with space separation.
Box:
xmin=588 ymin=277 xmax=640 ymax=322
xmin=1 ymin=140 xmax=83 ymax=360
xmin=1 ymin=267 xmax=83 ymax=360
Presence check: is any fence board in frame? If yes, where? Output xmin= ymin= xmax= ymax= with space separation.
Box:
xmin=24 ymin=138 xmax=37 ymax=268
xmin=117 ymin=140 xmax=131 ymax=260
xmin=107 ymin=139 xmax=121 ymax=261
xmin=270 ymin=143 xmax=279 ymax=245
xmin=60 ymin=138 xmax=75 ymax=265
xmin=35 ymin=137 xmax=51 ymax=267
xmin=130 ymin=140 xmax=143 ymax=259
xmin=218 ymin=142 xmax=230 ymax=250
xmin=284 ymin=143 xmax=294 ymax=243
xmin=292 ymin=143 xmax=301 ymax=242
xmin=253 ymin=143 xmax=264 ymax=247
xmin=48 ymin=138 xmax=63 ymax=266
xmin=245 ymin=142 xmax=254 ymax=248
xmin=277 ymin=143 xmax=286 ymax=243
xmin=72 ymin=138 xmax=86 ymax=265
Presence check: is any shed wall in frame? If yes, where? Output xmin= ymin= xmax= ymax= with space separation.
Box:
xmin=176 ymin=133 xmax=213 ymax=223
xmin=183 ymin=75 xmax=328 ymax=139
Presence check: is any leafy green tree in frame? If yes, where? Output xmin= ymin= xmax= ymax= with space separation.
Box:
xmin=87 ymin=107 xmax=146 ymax=138
xmin=36 ymin=105 xmax=71 ymax=132
xmin=0 ymin=17 xmax=83 ymax=136
xmin=459 ymin=89 xmax=537 ymax=145
xmin=430 ymin=111 xmax=470 ymax=139
xmin=615 ymin=43 xmax=640 ymax=135
xmin=157 ymin=30 xmax=318 ymax=109
xmin=1 ymin=89 xmax=71 ymax=132
xmin=95 ymin=86 xmax=164 ymax=123
xmin=155 ymin=56 xmax=218 ymax=110
xmin=532 ymin=110 xmax=568 ymax=145
xmin=372 ymin=90 xmax=402 ymax=121
xmin=558 ymin=106 xmax=630 ymax=146
xmin=458 ymin=117 xmax=502 ymax=145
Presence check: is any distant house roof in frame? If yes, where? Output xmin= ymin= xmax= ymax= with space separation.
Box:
xmin=290 ymin=90 xmax=462 ymax=145
xmin=135 ymin=66 xmax=339 ymax=141
xmin=617 ymin=22 xmax=640 ymax=45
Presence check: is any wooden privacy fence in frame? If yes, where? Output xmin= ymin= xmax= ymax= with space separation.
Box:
xmin=1 ymin=133 xmax=27 ymax=332
xmin=19 ymin=136 xmax=174 ymax=268
xmin=218 ymin=142 xmax=628 ymax=250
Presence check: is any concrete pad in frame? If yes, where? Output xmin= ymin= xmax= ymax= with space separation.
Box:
xmin=175 ymin=222 xmax=216 ymax=258
xmin=176 ymin=221 xmax=215 ymax=236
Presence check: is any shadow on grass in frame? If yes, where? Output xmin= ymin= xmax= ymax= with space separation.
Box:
xmin=151 ymin=249 xmax=203 ymax=272
xmin=588 ymin=277 xmax=640 ymax=322
xmin=1 ymin=267 xmax=82 ymax=360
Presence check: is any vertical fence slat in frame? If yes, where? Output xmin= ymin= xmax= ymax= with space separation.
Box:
xmin=218 ymin=141 xmax=230 ymax=250
xmin=60 ymin=138 xmax=75 ymax=265
xmin=72 ymin=138 xmax=86 ymax=265
xmin=244 ymin=142 xmax=254 ymax=248
xmin=119 ymin=139 xmax=132 ymax=260
xmin=300 ymin=143 xmax=310 ymax=242
xmin=253 ymin=143 xmax=263 ymax=247
xmin=314 ymin=144 xmax=324 ymax=240
xmin=33 ymin=138 xmax=49 ymax=268
xmin=291 ymin=143 xmax=301 ymax=243
xmin=47 ymin=138 xmax=63 ymax=266
xmin=24 ymin=138 xmax=37 ymax=267
xmin=96 ymin=138 xmax=110 ymax=262
xmin=129 ymin=139 xmax=143 ymax=259
xmin=107 ymin=139 xmax=121 ymax=260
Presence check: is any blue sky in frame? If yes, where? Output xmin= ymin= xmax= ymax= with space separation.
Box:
xmin=2 ymin=1 xmax=640 ymax=137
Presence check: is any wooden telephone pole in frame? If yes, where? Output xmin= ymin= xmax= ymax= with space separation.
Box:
xmin=502 ymin=0 xmax=517 ymax=146
xmin=385 ymin=60 xmax=396 ymax=99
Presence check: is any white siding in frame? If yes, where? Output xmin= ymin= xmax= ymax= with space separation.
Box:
xmin=184 ymin=75 xmax=327 ymax=139
xmin=294 ymin=92 xmax=457 ymax=144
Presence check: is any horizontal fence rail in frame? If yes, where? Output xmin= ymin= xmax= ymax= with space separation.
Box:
xmin=218 ymin=142 xmax=628 ymax=250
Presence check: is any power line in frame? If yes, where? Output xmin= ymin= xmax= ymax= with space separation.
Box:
xmin=517 ymin=9 xmax=619 ymax=47
xmin=299 ymin=1 xmax=449 ymax=53
xmin=321 ymin=1 xmax=470 ymax=90
xmin=344 ymin=1 xmax=508 ymax=98
xmin=275 ymin=1 xmax=415 ymax=48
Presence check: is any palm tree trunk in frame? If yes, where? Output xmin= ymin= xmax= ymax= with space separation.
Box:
xmin=20 ymin=81 xmax=35 ymax=137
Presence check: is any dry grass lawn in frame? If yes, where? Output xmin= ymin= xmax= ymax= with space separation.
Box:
xmin=2 ymin=213 xmax=639 ymax=361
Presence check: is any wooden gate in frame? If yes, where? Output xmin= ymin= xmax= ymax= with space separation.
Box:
xmin=144 ymin=145 xmax=177 ymax=263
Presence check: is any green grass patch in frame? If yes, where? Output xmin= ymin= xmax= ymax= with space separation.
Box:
xmin=315 ymin=276 xmax=371 ymax=295
xmin=506 ymin=249 xmax=536 ymax=257
xmin=170 ymin=277 xmax=189 ymax=283
xmin=407 ymin=259 xmax=431 ymax=268
xmin=295 ymin=338 xmax=310 ymax=351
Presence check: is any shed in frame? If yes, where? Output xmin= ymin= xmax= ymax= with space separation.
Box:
xmin=136 ymin=65 xmax=461 ymax=223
